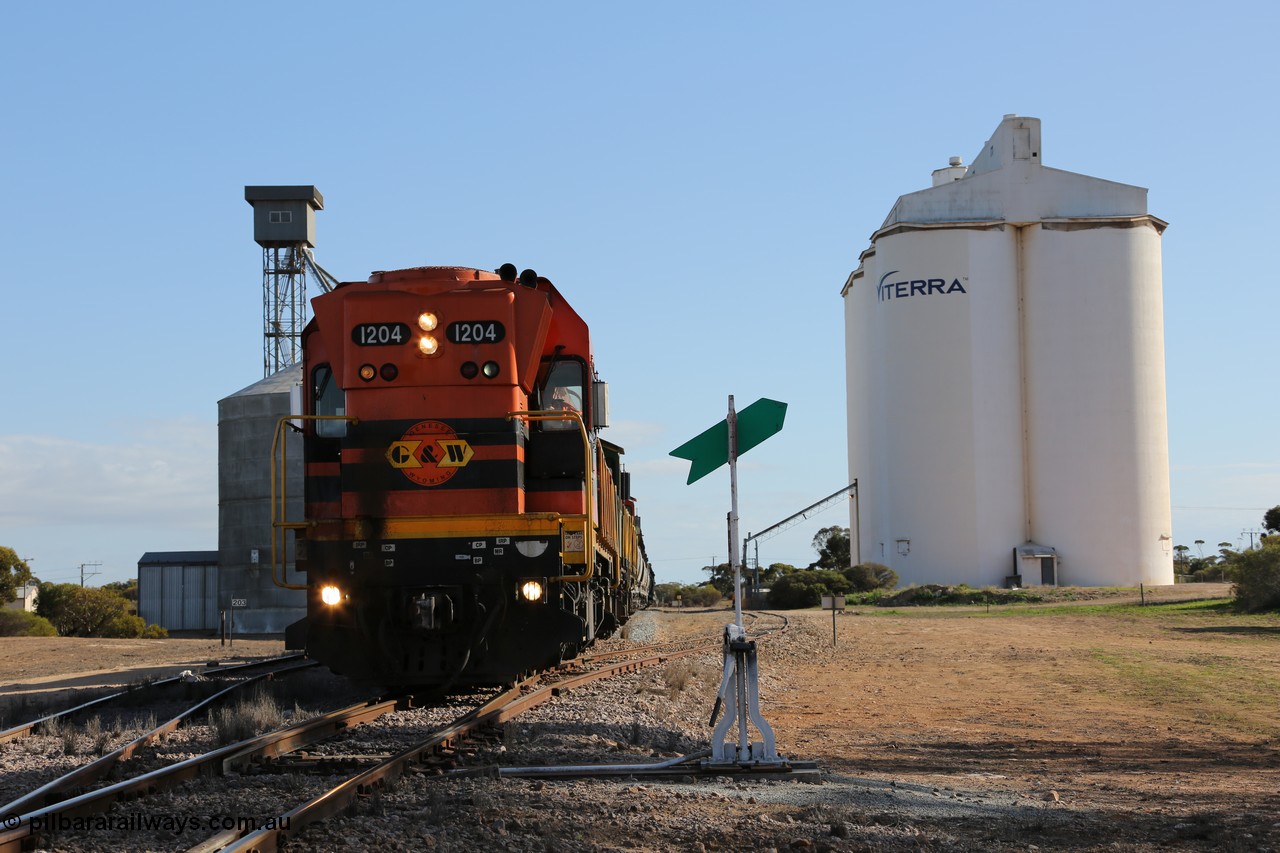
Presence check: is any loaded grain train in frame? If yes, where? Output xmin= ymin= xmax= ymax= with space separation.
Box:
xmin=275 ymin=263 xmax=653 ymax=687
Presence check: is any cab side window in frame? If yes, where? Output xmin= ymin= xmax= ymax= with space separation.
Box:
xmin=540 ymin=361 xmax=584 ymax=430
xmin=312 ymin=365 xmax=347 ymax=438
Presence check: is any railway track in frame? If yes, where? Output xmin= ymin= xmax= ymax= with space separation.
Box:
xmin=0 ymin=654 xmax=345 ymax=814
xmin=0 ymin=610 xmax=789 ymax=852
xmin=0 ymin=658 xmax=319 ymax=817
xmin=0 ymin=655 xmax=309 ymax=745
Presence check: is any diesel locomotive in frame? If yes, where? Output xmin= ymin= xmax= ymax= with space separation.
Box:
xmin=277 ymin=263 xmax=653 ymax=687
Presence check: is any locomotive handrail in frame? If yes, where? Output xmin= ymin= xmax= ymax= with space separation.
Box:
xmin=507 ymin=409 xmax=596 ymax=583
xmin=270 ymin=414 xmax=359 ymax=591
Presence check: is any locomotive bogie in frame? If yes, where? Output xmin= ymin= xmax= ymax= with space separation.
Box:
xmin=300 ymin=528 xmax=590 ymax=684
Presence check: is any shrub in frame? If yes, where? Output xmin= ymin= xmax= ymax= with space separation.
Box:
xmin=767 ymin=577 xmax=821 ymax=609
xmin=141 ymin=623 xmax=169 ymax=639
xmin=653 ymin=582 xmax=684 ymax=605
xmin=100 ymin=613 xmax=145 ymax=638
xmin=877 ymin=584 xmax=1042 ymax=607
xmin=36 ymin=583 xmax=141 ymax=637
xmin=0 ymin=609 xmax=58 ymax=637
xmin=846 ymin=588 xmax=890 ymax=606
xmin=688 ymin=584 xmax=723 ymax=607
xmin=767 ymin=570 xmax=849 ymax=609
xmin=652 ymin=582 xmax=722 ymax=607
xmin=844 ymin=562 xmax=898 ymax=591
xmin=1234 ymin=540 xmax=1280 ymax=613
xmin=844 ymin=564 xmax=878 ymax=592
xmin=1191 ymin=565 xmax=1234 ymax=583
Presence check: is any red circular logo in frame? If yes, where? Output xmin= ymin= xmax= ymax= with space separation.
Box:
xmin=385 ymin=420 xmax=473 ymax=487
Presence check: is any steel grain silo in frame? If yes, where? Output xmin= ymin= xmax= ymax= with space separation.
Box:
xmin=843 ymin=115 xmax=1172 ymax=587
xmin=218 ymin=366 xmax=307 ymax=633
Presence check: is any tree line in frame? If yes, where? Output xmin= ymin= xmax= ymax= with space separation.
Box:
xmin=0 ymin=548 xmax=166 ymax=638
xmin=653 ymin=507 xmax=1280 ymax=613
xmin=653 ymin=526 xmax=898 ymax=609
xmin=1184 ymin=505 xmax=1280 ymax=612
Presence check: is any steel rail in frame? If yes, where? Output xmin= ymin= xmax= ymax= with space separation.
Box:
xmin=579 ymin=612 xmax=785 ymax=668
xmin=491 ymin=748 xmax=714 ymax=778
xmin=577 ymin=635 xmax=712 ymax=663
xmin=0 ymin=692 xmax=414 ymax=853
xmin=0 ymin=660 xmax=318 ymax=816
xmin=220 ymin=640 xmax=727 ymax=853
xmin=578 ymin=609 xmax=785 ymax=665
xmin=0 ymin=654 xmax=307 ymax=745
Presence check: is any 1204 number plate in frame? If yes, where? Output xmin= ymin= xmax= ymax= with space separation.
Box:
xmin=352 ymin=323 xmax=411 ymax=346
xmin=446 ymin=320 xmax=505 ymax=344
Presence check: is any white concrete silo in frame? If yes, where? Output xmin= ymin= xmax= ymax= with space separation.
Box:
xmin=843 ymin=115 xmax=1172 ymax=588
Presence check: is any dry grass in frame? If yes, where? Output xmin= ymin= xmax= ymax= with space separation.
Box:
xmin=130 ymin=711 xmax=157 ymax=739
xmin=32 ymin=714 xmax=112 ymax=756
xmin=34 ymin=714 xmax=61 ymax=739
xmin=57 ymin=719 xmax=79 ymax=755
xmin=83 ymin=715 xmax=111 ymax=755
xmin=208 ymin=689 xmax=286 ymax=744
xmin=34 ymin=714 xmax=78 ymax=755
xmin=662 ymin=660 xmax=700 ymax=697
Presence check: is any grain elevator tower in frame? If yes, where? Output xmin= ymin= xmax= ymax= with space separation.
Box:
xmin=244 ymin=186 xmax=339 ymax=377
xmin=842 ymin=115 xmax=1173 ymax=588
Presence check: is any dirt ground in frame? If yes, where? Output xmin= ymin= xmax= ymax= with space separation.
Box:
xmin=759 ymin=583 xmax=1280 ymax=851
xmin=3 ymin=584 xmax=1278 ymax=850
xmin=0 ymin=637 xmax=285 ymax=697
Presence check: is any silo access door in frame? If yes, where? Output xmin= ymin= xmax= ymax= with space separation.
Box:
xmin=1014 ymin=544 xmax=1059 ymax=587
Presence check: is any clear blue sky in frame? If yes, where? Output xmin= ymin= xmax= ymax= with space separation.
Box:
xmin=2 ymin=2 xmax=1276 ymax=587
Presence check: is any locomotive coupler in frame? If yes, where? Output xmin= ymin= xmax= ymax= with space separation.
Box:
xmin=704 ymin=622 xmax=783 ymax=767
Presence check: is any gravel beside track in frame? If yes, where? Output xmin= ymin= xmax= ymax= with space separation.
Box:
xmin=279 ymin=609 xmax=1026 ymax=853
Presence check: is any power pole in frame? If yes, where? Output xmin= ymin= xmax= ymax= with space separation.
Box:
xmin=1243 ymin=529 xmax=1263 ymax=550
xmin=79 ymin=562 xmax=102 ymax=587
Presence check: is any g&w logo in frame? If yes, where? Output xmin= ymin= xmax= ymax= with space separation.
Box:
xmin=385 ymin=420 xmax=474 ymax=487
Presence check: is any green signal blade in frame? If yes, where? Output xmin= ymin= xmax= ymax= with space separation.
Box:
xmin=669 ymin=398 xmax=787 ymax=484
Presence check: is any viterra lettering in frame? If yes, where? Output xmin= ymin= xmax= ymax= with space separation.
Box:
xmin=876 ymin=270 xmax=968 ymax=302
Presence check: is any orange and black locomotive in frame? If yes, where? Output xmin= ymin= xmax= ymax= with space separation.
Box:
xmin=281 ymin=264 xmax=652 ymax=687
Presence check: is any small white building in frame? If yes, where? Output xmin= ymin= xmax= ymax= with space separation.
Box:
xmin=4 ymin=583 xmax=38 ymax=612
xmin=842 ymin=115 xmax=1173 ymax=588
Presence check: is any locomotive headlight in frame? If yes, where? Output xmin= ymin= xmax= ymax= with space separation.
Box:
xmin=320 ymin=584 xmax=342 ymax=606
xmin=418 ymin=312 xmax=438 ymax=332
xmin=417 ymin=335 xmax=439 ymax=356
xmin=519 ymin=579 xmax=545 ymax=603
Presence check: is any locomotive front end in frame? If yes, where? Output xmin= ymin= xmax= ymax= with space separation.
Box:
xmin=287 ymin=265 xmax=633 ymax=687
